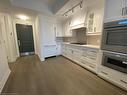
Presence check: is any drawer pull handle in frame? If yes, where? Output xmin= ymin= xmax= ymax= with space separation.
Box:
xmin=89 ymin=65 xmax=94 ymax=68
xmin=101 ymin=71 xmax=108 ymax=75
xmin=120 ymin=80 xmax=127 ymax=84
xmin=81 ymin=61 xmax=86 ymax=64
xmin=123 ymin=61 xmax=127 ymax=65
xmin=90 ymin=51 xmax=97 ymax=53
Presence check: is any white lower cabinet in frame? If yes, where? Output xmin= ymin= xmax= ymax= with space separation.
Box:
xmin=62 ymin=44 xmax=127 ymax=90
xmin=81 ymin=48 xmax=99 ymax=73
xmin=62 ymin=44 xmax=99 ymax=73
xmin=98 ymin=66 xmax=127 ymax=90
xmin=44 ymin=45 xmax=57 ymax=58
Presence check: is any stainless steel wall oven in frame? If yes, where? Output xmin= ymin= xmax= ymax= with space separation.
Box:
xmin=101 ymin=19 xmax=127 ymax=54
xmin=102 ymin=51 xmax=127 ymax=74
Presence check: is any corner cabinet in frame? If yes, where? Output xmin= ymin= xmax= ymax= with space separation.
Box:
xmin=104 ymin=0 xmax=127 ymax=22
xmin=86 ymin=4 xmax=104 ymax=36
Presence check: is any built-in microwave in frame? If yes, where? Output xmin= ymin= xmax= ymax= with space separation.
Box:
xmin=102 ymin=51 xmax=127 ymax=74
xmin=101 ymin=19 xmax=127 ymax=54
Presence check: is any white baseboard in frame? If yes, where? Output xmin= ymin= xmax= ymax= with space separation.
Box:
xmin=0 ymin=69 xmax=11 ymax=94
xmin=40 ymin=57 xmax=45 ymax=62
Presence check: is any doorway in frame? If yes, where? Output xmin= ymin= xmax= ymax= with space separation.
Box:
xmin=16 ymin=24 xmax=35 ymax=56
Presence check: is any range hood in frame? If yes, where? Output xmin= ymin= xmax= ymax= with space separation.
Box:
xmin=71 ymin=26 xmax=86 ymax=31
xmin=70 ymin=23 xmax=86 ymax=30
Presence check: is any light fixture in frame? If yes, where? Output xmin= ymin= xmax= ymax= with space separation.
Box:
xmin=72 ymin=8 xmax=74 ymax=13
xmin=18 ymin=15 xmax=29 ymax=21
xmin=80 ymin=1 xmax=83 ymax=9
xmin=62 ymin=0 xmax=83 ymax=17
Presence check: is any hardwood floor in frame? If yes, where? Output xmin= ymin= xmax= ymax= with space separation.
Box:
xmin=2 ymin=55 xmax=127 ymax=95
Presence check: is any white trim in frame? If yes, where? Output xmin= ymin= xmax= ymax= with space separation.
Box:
xmin=0 ymin=69 xmax=11 ymax=94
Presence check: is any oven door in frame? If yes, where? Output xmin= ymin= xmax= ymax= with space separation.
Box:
xmin=102 ymin=51 xmax=127 ymax=74
xmin=101 ymin=26 xmax=127 ymax=54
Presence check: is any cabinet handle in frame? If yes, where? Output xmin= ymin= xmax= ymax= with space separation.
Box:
xmin=120 ymin=80 xmax=127 ymax=84
xmin=122 ymin=8 xmax=125 ymax=16
xmin=81 ymin=61 xmax=86 ymax=64
xmin=94 ymin=27 xmax=96 ymax=32
xmin=101 ymin=71 xmax=108 ymax=75
xmin=89 ymin=65 xmax=95 ymax=68
xmin=90 ymin=51 xmax=97 ymax=53
xmin=125 ymin=7 xmax=127 ymax=15
xmin=18 ymin=40 xmax=20 ymax=46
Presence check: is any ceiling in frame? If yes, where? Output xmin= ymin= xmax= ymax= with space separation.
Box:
xmin=10 ymin=0 xmax=69 ymax=14
xmin=0 ymin=0 xmax=39 ymax=20
xmin=0 ymin=0 xmax=104 ymax=20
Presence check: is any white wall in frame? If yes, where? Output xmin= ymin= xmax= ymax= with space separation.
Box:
xmin=0 ymin=15 xmax=11 ymax=93
xmin=0 ymin=13 xmax=17 ymax=62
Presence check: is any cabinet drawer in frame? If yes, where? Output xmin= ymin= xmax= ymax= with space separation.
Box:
xmin=98 ymin=67 xmax=110 ymax=77
xmin=81 ymin=60 xmax=97 ymax=72
xmin=98 ymin=66 xmax=127 ymax=90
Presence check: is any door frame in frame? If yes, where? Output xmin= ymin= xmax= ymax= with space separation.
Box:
xmin=13 ymin=19 xmax=37 ymax=57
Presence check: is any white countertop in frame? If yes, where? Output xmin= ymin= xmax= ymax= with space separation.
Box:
xmin=62 ymin=42 xmax=100 ymax=49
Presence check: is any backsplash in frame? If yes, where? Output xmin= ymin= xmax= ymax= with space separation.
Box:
xmin=87 ymin=35 xmax=101 ymax=45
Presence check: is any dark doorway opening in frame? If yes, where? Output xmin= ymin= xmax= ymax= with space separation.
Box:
xmin=16 ymin=24 xmax=35 ymax=56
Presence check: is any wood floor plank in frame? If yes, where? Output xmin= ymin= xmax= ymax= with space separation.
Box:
xmin=2 ymin=55 xmax=127 ymax=95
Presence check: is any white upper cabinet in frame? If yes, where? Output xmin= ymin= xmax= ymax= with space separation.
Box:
xmin=86 ymin=3 xmax=104 ymax=35
xmin=56 ymin=23 xmax=63 ymax=37
xmin=104 ymin=0 xmax=127 ymax=22
xmin=43 ymin=21 xmax=56 ymax=45
xmin=62 ymin=19 xmax=72 ymax=37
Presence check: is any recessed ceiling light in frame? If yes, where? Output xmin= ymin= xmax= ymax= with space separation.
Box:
xmin=18 ymin=15 xmax=29 ymax=21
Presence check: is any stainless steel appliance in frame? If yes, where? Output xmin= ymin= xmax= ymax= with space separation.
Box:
xmin=101 ymin=19 xmax=127 ymax=54
xmin=102 ymin=51 xmax=127 ymax=74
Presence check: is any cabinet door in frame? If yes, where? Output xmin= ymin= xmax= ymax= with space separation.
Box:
xmin=63 ymin=20 xmax=72 ymax=37
xmin=56 ymin=23 xmax=63 ymax=37
xmin=93 ymin=8 xmax=104 ymax=34
xmin=104 ymin=0 xmax=125 ymax=21
xmin=73 ymin=49 xmax=82 ymax=63
xmin=44 ymin=45 xmax=57 ymax=58
xmin=43 ymin=22 xmax=56 ymax=45
xmin=86 ymin=11 xmax=95 ymax=34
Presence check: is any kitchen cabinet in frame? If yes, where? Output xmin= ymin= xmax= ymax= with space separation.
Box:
xmin=81 ymin=48 xmax=99 ymax=73
xmin=104 ymin=0 xmax=127 ymax=22
xmin=86 ymin=4 xmax=104 ymax=35
xmin=41 ymin=18 xmax=58 ymax=58
xmin=62 ymin=44 xmax=100 ymax=73
xmin=98 ymin=66 xmax=127 ymax=90
xmin=62 ymin=19 xmax=73 ymax=37
xmin=56 ymin=43 xmax=62 ymax=55
xmin=43 ymin=45 xmax=57 ymax=58
xmin=56 ymin=23 xmax=63 ymax=37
